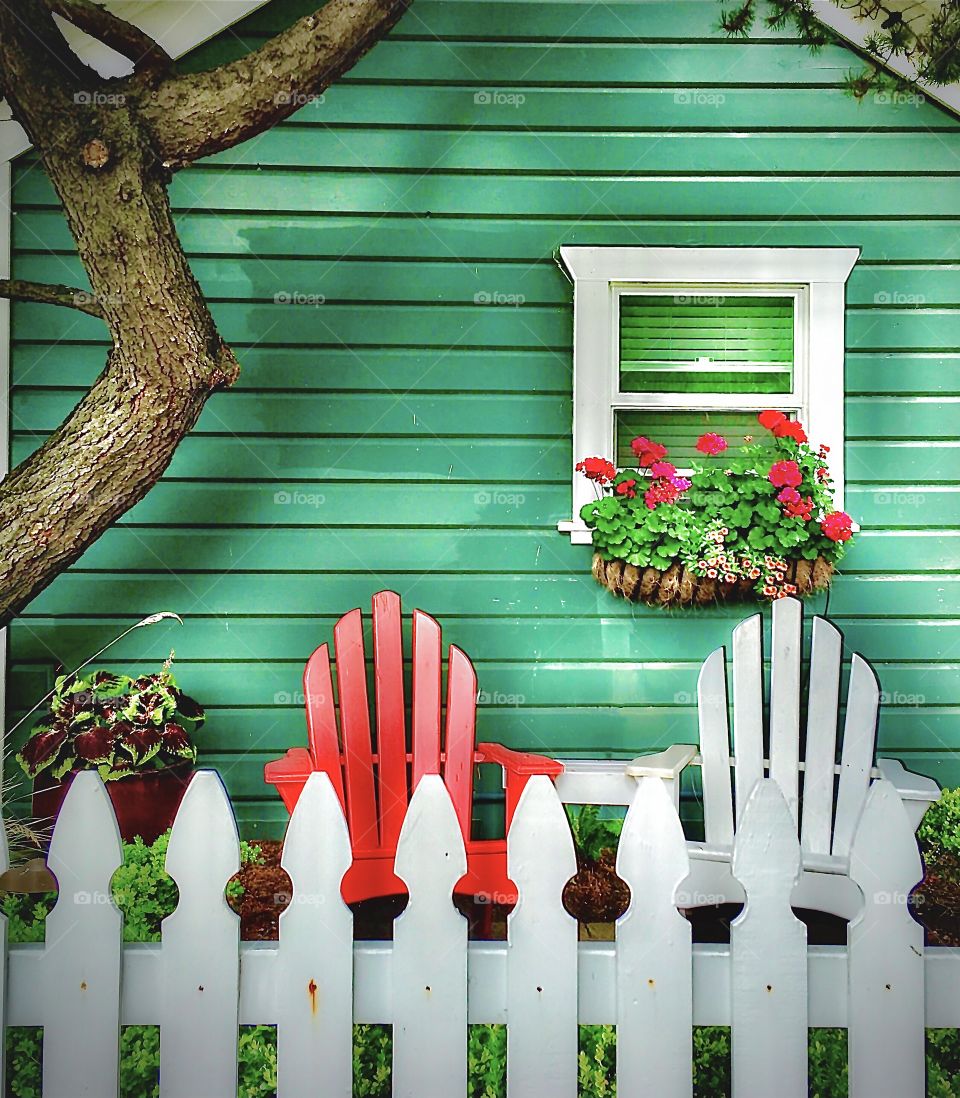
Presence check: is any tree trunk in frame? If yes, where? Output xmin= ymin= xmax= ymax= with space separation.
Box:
xmin=0 ymin=0 xmax=409 ymax=623
xmin=0 ymin=32 xmax=236 ymax=620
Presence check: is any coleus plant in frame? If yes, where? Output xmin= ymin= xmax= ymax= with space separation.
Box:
xmin=578 ymin=409 xmax=855 ymax=600
xmin=17 ymin=662 xmax=203 ymax=783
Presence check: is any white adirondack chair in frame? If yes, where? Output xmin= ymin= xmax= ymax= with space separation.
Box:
xmin=627 ymin=596 xmax=940 ymax=919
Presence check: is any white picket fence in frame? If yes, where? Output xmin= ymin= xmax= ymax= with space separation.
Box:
xmin=5 ymin=768 xmax=960 ymax=1097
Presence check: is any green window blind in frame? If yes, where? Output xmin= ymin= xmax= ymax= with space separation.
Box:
xmin=619 ymin=294 xmax=794 ymax=394
xmin=616 ymin=409 xmax=779 ymax=470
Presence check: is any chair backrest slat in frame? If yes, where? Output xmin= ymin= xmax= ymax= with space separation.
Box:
xmin=711 ymin=597 xmax=883 ymax=861
xmin=800 ymin=616 xmax=842 ymax=856
xmin=699 ymin=647 xmax=735 ymax=846
xmin=303 ymin=643 xmax=345 ymax=810
xmin=411 ymin=609 xmax=443 ymax=788
xmin=334 ymin=608 xmax=379 ymax=848
xmin=443 ymin=645 xmax=478 ymax=839
xmin=373 ymin=591 xmax=408 ymax=848
xmin=732 ymin=613 xmax=764 ymax=825
xmin=831 ymin=654 xmax=880 ymax=858
xmin=768 ymin=596 xmax=803 ymax=825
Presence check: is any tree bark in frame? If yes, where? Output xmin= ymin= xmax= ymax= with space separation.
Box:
xmin=48 ymin=0 xmax=173 ymax=72
xmin=143 ymin=0 xmax=412 ymax=167
xmin=0 ymin=0 xmax=409 ymax=624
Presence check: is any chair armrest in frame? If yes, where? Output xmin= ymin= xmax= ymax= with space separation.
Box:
xmin=625 ymin=744 xmax=698 ymax=780
xmin=264 ymin=747 xmax=314 ymax=783
xmin=475 ymin=742 xmax=564 ymax=778
xmin=876 ymin=756 xmax=941 ymax=804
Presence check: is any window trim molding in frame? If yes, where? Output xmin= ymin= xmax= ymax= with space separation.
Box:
xmin=558 ymin=246 xmax=860 ymax=544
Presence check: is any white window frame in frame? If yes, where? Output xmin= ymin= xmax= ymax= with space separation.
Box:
xmin=558 ymin=246 xmax=860 ymax=544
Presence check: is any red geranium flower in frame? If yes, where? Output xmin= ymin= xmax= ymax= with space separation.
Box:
xmin=644 ymin=480 xmax=680 ymax=509
xmin=768 ymin=460 xmax=802 ymax=489
xmin=576 ymin=457 xmax=617 ymax=484
xmin=776 ymin=487 xmax=801 ymax=504
xmin=783 ymin=495 xmax=814 ymax=520
xmin=821 ymin=511 xmax=854 ymax=542
xmin=758 ymin=409 xmax=787 ymax=431
xmin=615 ymin=479 xmax=638 ymax=498
xmin=773 ymin=420 xmax=807 ymax=444
xmin=630 ymin=436 xmax=669 ymax=467
xmin=695 ymin=432 xmax=728 ymax=456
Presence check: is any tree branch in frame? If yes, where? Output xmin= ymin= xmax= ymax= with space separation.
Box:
xmin=0 ymin=279 xmax=104 ymax=317
xmin=142 ymin=0 xmax=411 ymax=168
xmin=47 ymin=0 xmax=172 ymax=72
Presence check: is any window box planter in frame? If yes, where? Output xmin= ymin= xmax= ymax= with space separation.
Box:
xmin=578 ymin=410 xmax=853 ymax=607
xmin=592 ymin=552 xmax=834 ymax=608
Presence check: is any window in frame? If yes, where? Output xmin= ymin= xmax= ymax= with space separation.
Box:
xmin=558 ymin=247 xmax=859 ymax=543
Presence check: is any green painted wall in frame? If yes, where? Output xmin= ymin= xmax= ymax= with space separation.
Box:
xmin=8 ymin=0 xmax=960 ymax=836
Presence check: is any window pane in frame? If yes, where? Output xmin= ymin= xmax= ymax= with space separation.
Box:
xmin=619 ymin=294 xmax=794 ymax=394
xmin=615 ymin=409 xmax=783 ymax=469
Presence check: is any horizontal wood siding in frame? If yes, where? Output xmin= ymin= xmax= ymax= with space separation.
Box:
xmin=8 ymin=0 xmax=960 ymax=834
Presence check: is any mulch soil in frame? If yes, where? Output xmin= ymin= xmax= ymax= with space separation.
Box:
xmin=232 ymin=840 xmax=960 ymax=945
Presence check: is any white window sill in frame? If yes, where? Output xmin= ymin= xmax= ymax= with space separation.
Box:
xmin=557 ymin=520 xmax=594 ymax=545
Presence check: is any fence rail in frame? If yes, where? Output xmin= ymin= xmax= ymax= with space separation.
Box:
xmin=5 ymin=769 xmax=960 ymax=1097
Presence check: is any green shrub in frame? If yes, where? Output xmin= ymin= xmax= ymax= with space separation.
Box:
xmin=8 ymin=1019 xmax=960 ymax=1097
xmin=1 ymin=831 xmax=263 ymax=947
xmin=579 ymin=1025 xmax=616 ymax=1095
xmin=565 ymin=805 xmax=624 ymax=863
xmin=6 ymin=1027 xmax=40 ymax=1098
xmin=918 ymin=787 xmax=960 ymax=856
xmin=927 ymin=1029 xmax=960 ymax=1096
xmin=353 ymin=1025 xmax=392 ymax=1097
xmin=468 ymin=1024 xmax=505 ymax=1098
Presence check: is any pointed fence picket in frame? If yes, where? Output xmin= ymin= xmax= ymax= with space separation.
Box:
xmin=615 ymin=775 xmax=692 ymax=1098
xmin=505 ymin=775 xmax=578 ymax=1098
xmin=392 ymin=775 xmax=469 ymax=1098
xmin=847 ymin=779 xmax=925 ymax=1098
xmin=42 ymin=772 xmax=123 ymax=1098
xmin=161 ymin=771 xmax=240 ymax=1098
xmin=4 ymin=767 xmax=956 ymax=1098
xmin=275 ymin=772 xmax=353 ymax=1097
xmin=730 ymin=780 xmax=808 ymax=1098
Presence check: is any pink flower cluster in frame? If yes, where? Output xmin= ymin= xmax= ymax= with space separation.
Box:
xmin=777 ymin=486 xmax=814 ymax=521
xmin=630 ymin=437 xmax=691 ymax=510
xmin=693 ymin=526 xmax=798 ymax=599
xmin=821 ymin=511 xmax=854 ymax=542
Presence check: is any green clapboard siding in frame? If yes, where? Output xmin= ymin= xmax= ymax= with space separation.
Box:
xmin=8 ymin=0 xmax=960 ymax=835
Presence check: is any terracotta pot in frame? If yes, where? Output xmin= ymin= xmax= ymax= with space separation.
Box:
xmin=592 ymin=553 xmax=834 ymax=608
xmin=32 ymin=762 xmax=193 ymax=844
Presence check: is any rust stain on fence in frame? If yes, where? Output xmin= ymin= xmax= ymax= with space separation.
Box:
xmin=308 ymin=978 xmax=318 ymax=1014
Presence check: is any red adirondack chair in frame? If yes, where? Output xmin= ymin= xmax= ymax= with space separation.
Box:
xmin=264 ymin=591 xmax=564 ymax=905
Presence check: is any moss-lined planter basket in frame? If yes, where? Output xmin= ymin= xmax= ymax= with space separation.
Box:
xmin=592 ymin=552 xmax=834 ymax=608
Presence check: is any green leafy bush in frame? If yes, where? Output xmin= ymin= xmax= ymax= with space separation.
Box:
xmin=918 ymin=787 xmax=960 ymax=856
xmin=0 ymin=830 xmax=263 ymax=946
xmin=16 ymin=663 xmax=203 ymax=783
xmin=565 ymin=805 xmax=624 ymax=863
